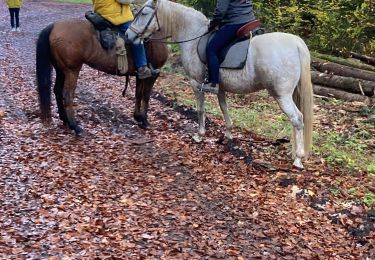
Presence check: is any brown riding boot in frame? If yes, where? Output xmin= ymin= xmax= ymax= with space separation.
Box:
xmin=137 ymin=66 xmax=152 ymax=79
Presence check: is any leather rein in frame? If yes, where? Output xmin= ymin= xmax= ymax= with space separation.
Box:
xmin=131 ymin=2 xmax=211 ymax=44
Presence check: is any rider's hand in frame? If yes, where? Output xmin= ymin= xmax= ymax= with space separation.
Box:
xmin=208 ymin=19 xmax=220 ymax=31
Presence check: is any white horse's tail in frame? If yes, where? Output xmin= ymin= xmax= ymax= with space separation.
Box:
xmin=293 ymin=40 xmax=314 ymax=158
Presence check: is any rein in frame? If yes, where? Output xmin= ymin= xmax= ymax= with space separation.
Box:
xmin=132 ymin=1 xmax=211 ymax=45
xmin=145 ymin=30 xmax=211 ymax=44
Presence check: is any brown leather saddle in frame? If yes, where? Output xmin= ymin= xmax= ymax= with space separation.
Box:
xmin=237 ymin=20 xmax=263 ymax=38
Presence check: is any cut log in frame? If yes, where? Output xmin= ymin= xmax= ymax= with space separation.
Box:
xmin=311 ymin=58 xmax=375 ymax=82
xmin=313 ymin=85 xmax=371 ymax=103
xmin=312 ymin=52 xmax=375 ymax=73
xmin=311 ymin=71 xmax=375 ymax=97
xmin=350 ymin=52 xmax=375 ymax=66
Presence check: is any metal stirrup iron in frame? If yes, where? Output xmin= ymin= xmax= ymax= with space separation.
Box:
xmin=199 ymin=69 xmax=210 ymax=92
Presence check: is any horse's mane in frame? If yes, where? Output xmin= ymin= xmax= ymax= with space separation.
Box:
xmin=157 ymin=0 xmax=208 ymax=40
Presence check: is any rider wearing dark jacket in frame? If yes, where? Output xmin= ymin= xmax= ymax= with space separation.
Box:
xmin=202 ymin=0 xmax=256 ymax=93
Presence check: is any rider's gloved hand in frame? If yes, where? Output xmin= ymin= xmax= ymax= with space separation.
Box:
xmin=208 ymin=19 xmax=221 ymax=31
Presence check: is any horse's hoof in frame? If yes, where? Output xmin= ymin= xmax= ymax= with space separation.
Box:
xmin=293 ymin=158 xmax=304 ymax=169
xmin=134 ymin=113 xmax=149 ymax=128
xmin=74 ymin=126 xmax=84 ymax=136
xmin=224 ymin=132 xmax=233 ymax=140
xmin=192 ymin=133 xmax=203 ymax=143
xmin=138 ymin=120 xmax=150 ymax=129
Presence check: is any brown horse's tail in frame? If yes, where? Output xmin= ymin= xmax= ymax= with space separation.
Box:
xmin=36 ymin=23 xmax=54 ymax=122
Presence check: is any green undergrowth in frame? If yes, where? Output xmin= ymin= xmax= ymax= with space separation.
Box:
xmin=313 ymin=127 xmax=374 ymax=172
xmin=329 ymin=187 xmax=375 ymax=208
xmin=312 ymin=99 xmax=374 ymax=172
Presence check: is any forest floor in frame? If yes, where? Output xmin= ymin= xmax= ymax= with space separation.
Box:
xmin=0 ymin=0 xmax=374 ymax=258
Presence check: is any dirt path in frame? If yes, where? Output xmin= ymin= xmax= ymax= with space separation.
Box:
xmin=0 ymin=1 xmax=373 ymax=258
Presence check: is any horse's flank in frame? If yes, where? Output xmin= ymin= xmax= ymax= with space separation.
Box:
xmin=50 ymin=19 xmax=168 ymax=75
xmin=50 ymin=20 xmax=119 ymax=74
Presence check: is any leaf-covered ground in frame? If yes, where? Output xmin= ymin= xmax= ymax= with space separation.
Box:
xmin=0 ymin=1 xmax=373 ymax=258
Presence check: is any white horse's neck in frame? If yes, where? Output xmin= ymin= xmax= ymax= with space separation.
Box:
xmin=158 ymin=0 xmax=207 ymax=42
xmin=157 ymin=0 xmax=208 ymax=79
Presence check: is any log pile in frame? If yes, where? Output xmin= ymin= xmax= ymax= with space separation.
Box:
xmin=311 ymin=56 xmax=375 ymax=103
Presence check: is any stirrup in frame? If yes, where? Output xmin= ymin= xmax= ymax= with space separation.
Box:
xmin=137 ymin=66 xmax=152 ymax=79
xmin=199 ymin=82 xmax=219 ymax=94
xmin=149 ymin=63 xmax=160 ymax=76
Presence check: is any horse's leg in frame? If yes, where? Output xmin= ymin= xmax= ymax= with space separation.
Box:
xmin=62 ymin=70 xmax=82 ymax=135
xmin=134 ymin=77 xmax=155 ymax=129
xmin=53 ymin=69 xmax=68 ymax=124
xmin=217 ymin=88 xmax=233 ymax=140
xmin=275 ymin=95 xmax=305 ymax=168
xmin=133 ymin=78 xmax=143 ymax=126
xmin=191 ymin=80 xmax=206 ymax=142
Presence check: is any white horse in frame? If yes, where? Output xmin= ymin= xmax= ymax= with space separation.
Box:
xmin=126 ymin=0 xmax=313 ymax=168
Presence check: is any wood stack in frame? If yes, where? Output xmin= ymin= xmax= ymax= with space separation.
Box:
xmin=310 ymin=53 xmax=375 ymax=104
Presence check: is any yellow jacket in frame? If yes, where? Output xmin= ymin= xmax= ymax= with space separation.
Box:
xmin=6 ymin=0 xmax=22 ymax=8
xmin=93 ymin=0 xmax=134 ymax=25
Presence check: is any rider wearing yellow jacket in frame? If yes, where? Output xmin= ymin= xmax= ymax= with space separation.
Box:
xmin=93 ymin=0 xmax=133 ymax=25
xmin=93 ymin=0 xmax=157 ymax=78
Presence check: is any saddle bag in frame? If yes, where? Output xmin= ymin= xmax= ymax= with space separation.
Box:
xmin=85 ymin=11 xmax=112 ymax=31
xmin=100 ymin=29 xmax=117 ymax=50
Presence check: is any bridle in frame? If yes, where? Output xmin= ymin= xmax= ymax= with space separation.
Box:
xmin=129 ymin=0 xmax=211 ymax=44
xmin=129 ymin=1 xmax=161 ymax=41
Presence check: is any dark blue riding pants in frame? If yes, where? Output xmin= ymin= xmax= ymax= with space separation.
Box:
xmin=206 ymin=23 xmax=246 ymax=84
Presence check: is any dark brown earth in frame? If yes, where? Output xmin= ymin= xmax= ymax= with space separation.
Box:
xmin=0 ymin=1 xmax=374 ymax=258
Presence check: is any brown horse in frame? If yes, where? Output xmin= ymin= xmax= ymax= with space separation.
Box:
xmin=36 ymin=19 xmax=168 ymax=135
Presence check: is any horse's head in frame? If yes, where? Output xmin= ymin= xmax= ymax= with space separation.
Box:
xmin=126 ymin=0 xmax=160 ymax=44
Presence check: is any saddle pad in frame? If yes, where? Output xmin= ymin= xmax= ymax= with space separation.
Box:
xmin=197 ymin=32 xmax=250 ymax=69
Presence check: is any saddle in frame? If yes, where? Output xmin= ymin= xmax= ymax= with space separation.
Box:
xmin=237 ymin=20 xmax=263 ymax=38
xmin=85 ymin=11 xmax=128 ymax=74
xmin=197 ymin=20 xmax=265 ymax=69
xmin=85 ymin=11 xmax=125 ymax=49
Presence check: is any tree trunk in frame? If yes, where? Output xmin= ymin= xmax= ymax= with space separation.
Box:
xmin=350 ymin=52 xmax=375 ymax=66
xmin=311 ymin=71 xmax=375 ymax=97
xmin=311 ymin=58 xmax=375 ymax=82
xmin=312 ymin=52 xmax=375 ymax=73
xmin=313 ymin=85 xmax=372 ymax=103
